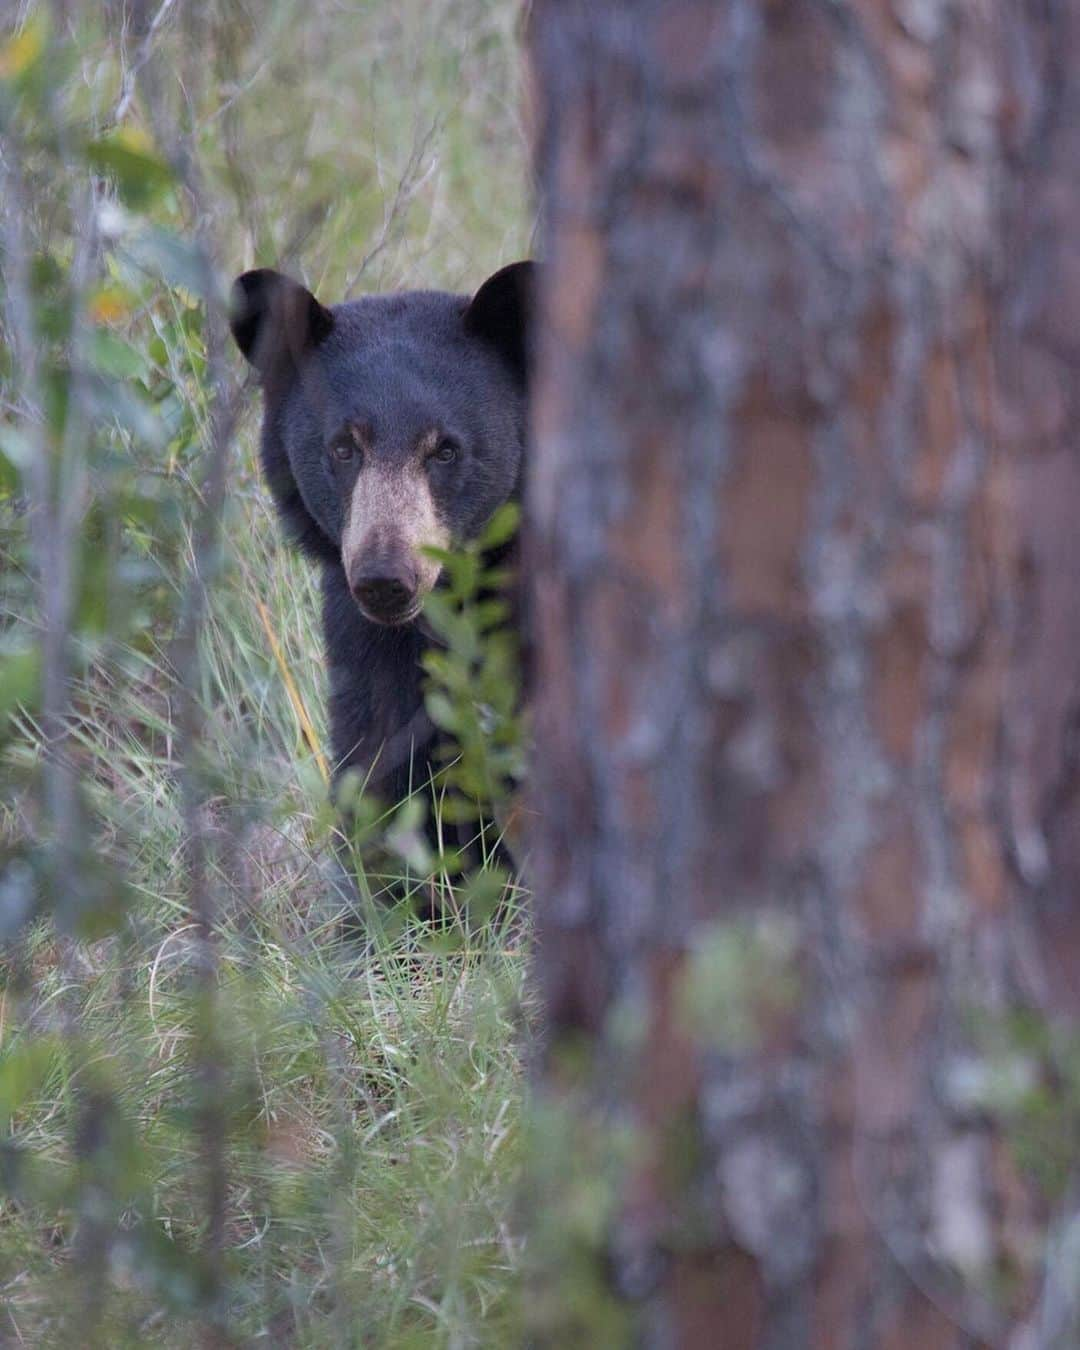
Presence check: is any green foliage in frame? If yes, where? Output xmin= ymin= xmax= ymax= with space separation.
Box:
xmin=967 ymin=1010 xmax=1080 ymax=1204
xmin=525 ymin=1093 xmax=634 ymax=1350
xmin=0 ymin=2 xmax=530 ymax=1343
xmin=421 ymin=503 xmax=525 ymax=848
xmin=677 ymin=913 xmax=801 ymax=1055
xmin=84 ymin=129 xmax=174 ymax=210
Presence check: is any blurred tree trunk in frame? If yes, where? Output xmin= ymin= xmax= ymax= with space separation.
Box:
xmin=527 ymin=2 xmax=1080 ymax=1345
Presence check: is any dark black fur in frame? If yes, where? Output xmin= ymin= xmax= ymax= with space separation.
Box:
xmin=229 ymin=262 xmax=532 ymax=834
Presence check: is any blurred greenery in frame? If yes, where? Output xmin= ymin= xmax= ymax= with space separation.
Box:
xmin=0 ymin=1 xmax=531 ymax=1343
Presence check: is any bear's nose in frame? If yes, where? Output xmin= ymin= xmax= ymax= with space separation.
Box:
xmin=349 ymin=560 xmax=419 ymax=623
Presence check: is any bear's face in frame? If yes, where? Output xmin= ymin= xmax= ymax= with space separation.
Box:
xmin=230 ymin=263 xmax=532 ymax=626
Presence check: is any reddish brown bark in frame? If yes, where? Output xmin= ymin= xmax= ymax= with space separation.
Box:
xmin=527 ymin=2 xmax=1080 ymax=1345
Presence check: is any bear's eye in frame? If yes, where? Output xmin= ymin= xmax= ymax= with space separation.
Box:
xmin=430 ymin=438 xmax=458 ymax=466
xmin=330 ymin=438 xmax=356 ymax=463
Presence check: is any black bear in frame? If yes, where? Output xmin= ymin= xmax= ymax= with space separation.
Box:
xmin=228 ymin=261 xmax=532 ymax=903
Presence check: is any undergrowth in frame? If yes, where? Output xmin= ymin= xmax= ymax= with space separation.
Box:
xmin=0 ymin=2 xmax=531 ymax=1344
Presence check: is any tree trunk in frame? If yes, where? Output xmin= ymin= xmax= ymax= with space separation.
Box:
xmin=527 ymin=2 xmax=1080 ymax=1345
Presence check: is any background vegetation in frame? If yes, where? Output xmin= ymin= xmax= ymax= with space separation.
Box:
xmin=0 ymin=2 xmax=532 ymax=1344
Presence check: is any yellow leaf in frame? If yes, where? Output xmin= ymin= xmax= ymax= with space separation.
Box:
xmin=87 ymin=286 xmax=132 ymax=325
xmin=112 ymin=124 xmax=155 ymax=154
xmin=0 ymin=16 xmax=47 ymax=80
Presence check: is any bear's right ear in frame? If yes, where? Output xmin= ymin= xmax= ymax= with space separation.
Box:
xmin=229 ymin=269 xmax=334 ymax=378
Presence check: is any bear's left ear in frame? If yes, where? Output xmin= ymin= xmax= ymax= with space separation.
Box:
xmin=463 ymin=260 xmax=535 ymax=384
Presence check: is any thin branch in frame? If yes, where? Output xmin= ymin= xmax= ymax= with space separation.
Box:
xmin=134 ymin=10 xmax=242 ymax=1338
xmin=342 ymin=116 xmax=442 ymax=298
xmin=112 ymin=0 xmax=180 ymax=125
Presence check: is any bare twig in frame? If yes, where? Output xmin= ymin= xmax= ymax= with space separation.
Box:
xmin=112 ymin=0 xmax=180 ymax=124
xmin=342 ymin=116 xmax=441 ymax=298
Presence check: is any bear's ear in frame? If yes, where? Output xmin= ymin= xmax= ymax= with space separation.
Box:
xmin=463 ymin=260 xmax=535 ymax=383
xmin=229 ymin=269 xmax=334 ymax=378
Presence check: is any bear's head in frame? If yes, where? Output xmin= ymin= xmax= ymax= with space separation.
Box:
xmin=229 ymin=262 xmax=533 ymax=626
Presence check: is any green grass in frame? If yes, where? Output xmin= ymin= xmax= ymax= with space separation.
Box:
xmin=0 ymin=1 xmax=533 ymax=1343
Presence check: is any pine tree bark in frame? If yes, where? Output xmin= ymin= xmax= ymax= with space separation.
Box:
xmin=527 ymin=3 xmax=1080 ymax=1346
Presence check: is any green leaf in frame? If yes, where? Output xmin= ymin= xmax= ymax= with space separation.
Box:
xmin=71 ymin=876 xmax=133 ymax=941
xmin=86 ymin=374 xmax=165 ymax=447
xmin=422 ymin=545 xmax=478 ymax=598
xmin=87 ymin=328 xmax=149 ymax=381
xmin=421 ymin=546 xmax=459 ymax=568
xmin=0 ymin=646 xmax=40 ymax=730
xmin=0 ymin=1037 xmax=57 ymax=1125
xmin=0 ymin=15 xmax=48 ymax=84
xmin=0 ymin=424 xmax=34 ymax=491
xmin=422 ymin=592 xmax=479 ymax=662
xmin=436 ymin=794 xmax=485 ymax=826
xmin=384 ymin=817 xmax=434 ymax=874
xmin=471 ymin=599 xmax=511 ymax=632
xmin=479 ymin=501 xmax=520 ymax=550
xmin=425 ymin=690 xmax=459 ymax=734
xmin=392 ymin=794 xmax=427 ymax=835
xmin=85 ymin=128 xmax=173 ymax=208
xmin=460 ymin=865 xmax=510 ymax=921
xmin=431 ymin=848 xmax=465 ymax=877
xmin=125 ymin=228 xmax=212 ymax=298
